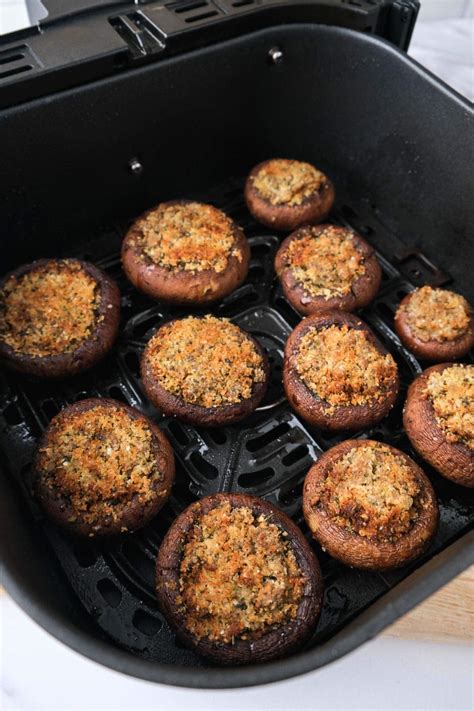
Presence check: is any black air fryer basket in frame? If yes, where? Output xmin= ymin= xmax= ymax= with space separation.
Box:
xmin=0 ymin=0 xmax=473 ymax=689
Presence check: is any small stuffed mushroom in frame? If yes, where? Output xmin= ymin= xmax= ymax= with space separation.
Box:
xmin=156 ymin=492 xmax=324 ymax=665
xmin=303 ymin=440 xmax=439 ymax=571
xmin=275 ymin=224 xmax=382 ymax=315
xmin=33 ymin=398 xmax=175 ymax=537
xmin=283 ymin=311 xmax=399 ymax=431
xmin=121 ymin=200 xmax=250 ymax=304
xmin=141 ymin=315 xmax=269 ymax=427
xmin=244 ymin=159 xmax=335 ymax=231
xmin=0 ymin=259 xmax=120 ymax=378
xmin=394 ymin=286 xmax=474 ymax=362
xmin=404 ymin=363 xmax=474 ymax=487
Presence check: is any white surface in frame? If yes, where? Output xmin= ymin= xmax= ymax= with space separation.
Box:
xmin=1 ymin=597 xmax=473 ymax=711
xmin=0 ymin=4 xmax=473 ymax=711
xmin=410 ymin=17 xmax=474 ymax=100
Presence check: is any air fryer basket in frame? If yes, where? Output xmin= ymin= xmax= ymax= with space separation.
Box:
xmin=1 ymin=22 xmax=473 ymax=689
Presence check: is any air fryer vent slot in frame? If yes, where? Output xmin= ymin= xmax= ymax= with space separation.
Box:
xmin=0 ymin=46 xmax=38 ymax=82
xmin=167 ymin=0 xmax=221 ymax=22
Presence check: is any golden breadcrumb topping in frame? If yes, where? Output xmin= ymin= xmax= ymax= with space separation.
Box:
xmin=134 ymin=202 xmax=242 ymax=273
xmin=37 ymin=406 xmax=162 ymax=527
xmin=295 ymin=325 xmax=398 ymax=411
xmin=145 ymin=316 xmax=266 ymax=408
xmin=284 ymin=227 xmax=366 ymax=298
xmin=177 ymin=501 xmax=306 ymax=643
xmin=312 ymin=443 xmax=422 ymax=541
xmin=426 ymin=364 xmax=474 ymax=450
xmin=0 ymin=261 xmax=100 ymax=357
xmin=400 ymin=286 xmax=471 ymax=342
xmin=251 ymin=159 xmax=325 ymax=206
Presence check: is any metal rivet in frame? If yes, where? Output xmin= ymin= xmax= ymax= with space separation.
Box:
xmin=129 ymin=158 xmax=143 ymax=175
xmin=268 ymin=47 xmax=283 ymax=64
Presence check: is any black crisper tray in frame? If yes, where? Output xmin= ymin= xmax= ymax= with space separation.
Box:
xmin=0 ymin=175 xmax=472 ymax=671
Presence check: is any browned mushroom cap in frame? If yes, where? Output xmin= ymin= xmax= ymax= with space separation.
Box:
xmin=303 ymin=439 xmax=439 ymax=571
xmin=141 ymin=315 xmax=269 ymax=427
xmin=121 ymin=200 xmax=250 ymax=305
xmin=244 ymin=159 xmax=335 ymax=231
xmin=283 ymin=311 xmax=399 ymax=431
xmin=156 ymin=492 xmax=323 ymax=665
xmin=403 ymin=363 xmax=474 ymax=487
xmin=394 ymin=286 xmax=474 ymax=362
xmin=33 ymin=398 xmax=175 ymax=537
xmin=0 ymin=259 xmax=120 ymax=378
xmin=275 ymin=224 xmax=382 ymax=315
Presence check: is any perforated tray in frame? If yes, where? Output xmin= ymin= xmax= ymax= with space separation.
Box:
xmin=0 ymin=176 xmax=472 ymax=666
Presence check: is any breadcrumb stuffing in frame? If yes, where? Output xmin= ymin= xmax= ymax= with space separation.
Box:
xmin=294 ymin=325 xmax=398 ymax=411
xmin=426 ymin=364 xmax=474 ymax=450
xmin=400 ymin=286 xmax=471 ymax=342
xmin=145 ymin=316 xmax=266 ymax=408
xmin=252 ymin=160 xmax=325 ymax=206
xmin=0 ymin=260 xmax=100 ymax=357
xmin=134 ymin=202 xmax=242 ymax=273
xmin=177 ymin=502 xmax=306 ymax=643
xmin=313 ymin=443 xmax=423 ymax=541
xmin=283 ymin=226 xmax=366 ymax=298
xmin=37 ymin=405 xmax=162 ymax=526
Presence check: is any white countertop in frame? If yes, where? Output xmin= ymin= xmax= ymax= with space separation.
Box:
xmin=2 ymin=596 xmax=472 ymax=711
xmin=0 ymin=5 xmax=473 ymax=711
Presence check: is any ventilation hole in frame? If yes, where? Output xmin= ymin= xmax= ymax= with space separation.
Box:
xmin=397 ymin=289 xmax=410 ymax=301
xmin=124 ymin=350 xmax=140 ymax=377
xmin=341 ymin=204 xmax=358 ymax=220
xmin=108 ymin=386 xmax=128 ymax=404
xmin=184 ymin=10 xmax=218 ymax=22
xmin=190 ymin=451 xmax=218 ymax=479
xmin=167 ymin=419 xmax=189 ymax=446
xmin=246 ymin=422 xmax=290 ymax=452
xmin=133 ymin=609 xmax=162 ymax=636
xmin=0 ymin=53 xmax=24 ymax=65
xmin=251 ymin=242 xmax=272 ymax=257
xmin=248 ymin=264 xmax=265 ymax=279
xmin=97 ymin=579 xmax=122 ymax=608
xmin=207 ymin=429 xmax=227 ymax=445
xmin=133 ymin=315 xmax=160 ymax=338
xmin=376 ymin=302 xmax=395 ymax=323
xmin=2 ymin=402 xmax=23 ymax=426
xmin=73 ymin=543 xmax=98 ymax=568
xmin=238 ymin=467 xmax=275 ymax=488
xmin=281 ymin=445 xmax=309 ymax=466
xmin=121 ymin=540 xmax=156 ymax=583
xmin=40 ymin=400 xmax=59 ymax=419
xmin=233 ymin=0 xmax=254 ymax=5
xmin=174 ymin=1 xmax=207 ymax=12
xmin=0 ymin=65 xmax=33 ymax=80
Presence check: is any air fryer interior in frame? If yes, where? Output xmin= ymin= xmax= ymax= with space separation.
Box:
xmin=0 ymin=24 xmax=473 ymax=689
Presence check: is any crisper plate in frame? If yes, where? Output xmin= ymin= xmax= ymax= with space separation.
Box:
xmin=0 ymin=175 xmax=472 ymax=669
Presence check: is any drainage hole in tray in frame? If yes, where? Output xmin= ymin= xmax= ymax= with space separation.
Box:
xmin=189 ymin=451 xmax=219 ymax=480
xmin=281 ymin=444 xmax=310 ymax=467
xmin=97 ymin=578 xmax=122 ymax=609
xmin=246 ymin=421 xmax=290 ymax=452
xmin=132 ymin=609 xmax=163 ymax=637
xmin=238 ymin=467 xmax=275 ymax=488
